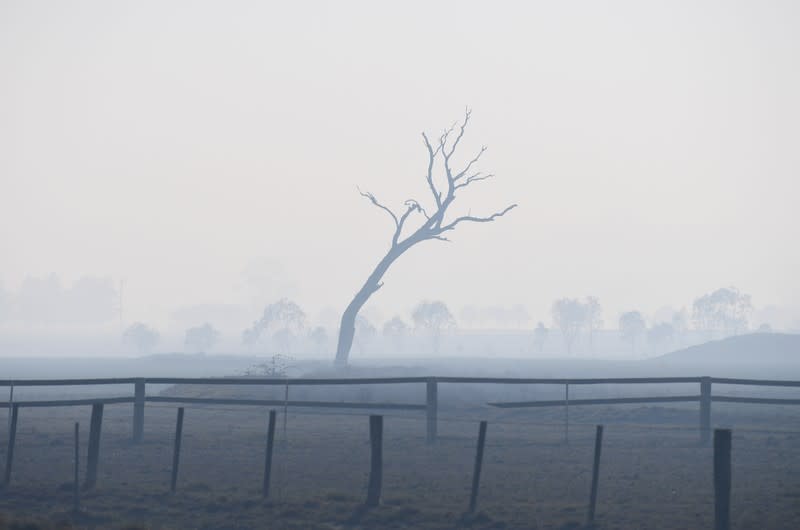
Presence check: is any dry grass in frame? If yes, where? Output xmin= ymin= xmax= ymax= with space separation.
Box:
xmin=0 ymin=401 xmax=799 ymax=529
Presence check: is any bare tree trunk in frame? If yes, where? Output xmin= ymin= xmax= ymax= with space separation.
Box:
xmin=335 ymin=243 xmax=411 ymax=365
xmin=332 ymin=110 xmax=517 ymax=365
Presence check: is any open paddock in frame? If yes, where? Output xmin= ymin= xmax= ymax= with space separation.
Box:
xmin=1 ymin=395 xmax=799 ymax=529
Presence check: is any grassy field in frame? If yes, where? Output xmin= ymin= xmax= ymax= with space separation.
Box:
xmin=0 ymin=397 xmax=799 ymax=529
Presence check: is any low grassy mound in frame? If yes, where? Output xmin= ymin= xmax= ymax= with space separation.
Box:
xmin=656 ymin=332 xmax=799 ymax=364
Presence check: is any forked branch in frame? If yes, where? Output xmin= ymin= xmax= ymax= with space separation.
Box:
xmin=336 ymin=109 xmax=518 ymax=365
xmin=360 ymin=108 xmax=516 ymax=248
xmin=358 ymin=188 xmax=398 ymax=228
xmin=438 ymin=203 xmax=518 ymax=233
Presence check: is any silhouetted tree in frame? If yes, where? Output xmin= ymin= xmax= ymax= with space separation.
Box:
xmin=647 ymin=322 xmax=674 ymax=352
xmin=665 ymin=307 xmax=688 ymax=346
xmin=184 ymin=323 xmax=219 ymax=353
xmin=692 ymin=287 xmax=752 ymax=337
xmin=382 ymin=316 xmax=409 ymax=352
xmin=619 ymin=311 xmax=646 ymax=354
xmin=412 ymin=300 xmax=455 ymax=353
xmin=533 ymin=321 xmax=549 ymax=353
xmin=354 ymin=315 xmax=377 ymax=354
xmin=123 ymin=322 xmax=159 ymax=354
xmin=309 ymin=326 xmax=328 ymax=354
xmin=584 ymin=296 xmax=603 ymax=351
xmin=551 ymin=298 xmax=586 ymax=355
xmin=242 ymin=298 xmax=306 ymax=353
xmin=335 ymin=110 xmax=516 ymax=364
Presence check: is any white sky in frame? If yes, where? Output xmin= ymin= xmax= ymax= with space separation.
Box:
xmin=1 ymin=0 xmax=798 ymax=328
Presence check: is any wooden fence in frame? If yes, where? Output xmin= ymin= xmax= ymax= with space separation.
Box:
xmin=1 ymin=375 xmax=799 ymax=445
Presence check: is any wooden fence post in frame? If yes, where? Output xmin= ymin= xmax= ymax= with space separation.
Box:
xmin=73 ymin=422 xmax=80 ymax=513
xmin=7 ymin=383 xmax=13 ymax=433
xmin=4 ymin=404 xmax=19 ymax=486
xmin=365 ymin=415 xmax=383 ymax=507
xmin=426 ymin=378 xmax=438 ymax=444
xmin=700 ymin=377 xmax=712 ymax=445
xmin=133 ymin=379 xmax=145 ymax=443
xmin=84 ymin=403 xmax=104 ymax=490
xmin=714 ymin=428 xmax=732 ymax=530
xmin=281 ymin=382 xmax=289 ymax=448
xmin=586 ymin=424 xmax=604 ymax=525
xmin=564 ymin=382 xmax=570 ymax=445
xmin=170 ymin=407 xmax=185 ymax=493
xmin=263 ymin=410 xmax=277 ymax=498
xmin=468 ymin=420 xmax=488 ymax=513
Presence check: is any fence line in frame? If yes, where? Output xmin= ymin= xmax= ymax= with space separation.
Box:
xmin=3 ymin=375 xmax=799 ymax=444
xmin=134 ymin=403 xmax=800 ymax=437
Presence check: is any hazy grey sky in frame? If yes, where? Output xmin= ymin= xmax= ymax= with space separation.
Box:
xmin=2 ymin=0 xmax=798 ymax=327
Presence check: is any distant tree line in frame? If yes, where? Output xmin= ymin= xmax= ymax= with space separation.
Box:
xmin=110 ymin=285 xmax=761 ymax=359
xmin=0 ymin=274 xmax=118 ymax=325
xmin=540 ymin=286 xmax=756 ymax=357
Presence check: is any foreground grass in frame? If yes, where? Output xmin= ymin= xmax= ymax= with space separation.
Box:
xmin=0 ymin=402 xmax=798 ymax=529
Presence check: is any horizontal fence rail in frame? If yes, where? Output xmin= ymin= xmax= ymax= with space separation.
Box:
xmin=709 ymin=378 xmax=800 ymax=387
xmin=2 ymin=375 xmax=799 ymax=444
xmin=0 ymin=397 xmax=135 ymax=408
xmin=4 ymin=375 xmax=800 ymax=387
xmin=0 ymin=378 xmax=140 ymax=387
xmin=146 ymin=396 xmax=426 ymax=410
xmin=489 ymin=395 xmax=702 ymax=408
xmin=435 ymin=376 xmax=704 ymax=385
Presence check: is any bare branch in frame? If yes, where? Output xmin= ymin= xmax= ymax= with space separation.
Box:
xmin=421 ymin=133 xmax=442 ymax=208
xmin=437 ymin=121 xmax=459 ymax=178
xmin=358 ymin=187 xmax=398 ymax=228
xmin=447 ymin=108 xmax=471 ymax=158
xmin=454 ymin=172 xmax=494 ymax=190
xmin=393 ymin=200 xmax=424 ymax=246
xmin=454 ymin=146 xmax=487 ymax=181
xmin=439 ymin=204 xmax=518 ymax=232
xmin=438 ymin=133 xmax=456 ymax=211
xmin=405 ymin=199 xmax=429 ymax=220
xmin=440 ymin=121 xmax=458 ymax=148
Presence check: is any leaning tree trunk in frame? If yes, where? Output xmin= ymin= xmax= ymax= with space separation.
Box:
xmin=334 ymin=288 xmax=372 ymax=366
xmin=332 ymin=110 xmax=517 ymax=365
xmin=335 ymin=242 xmax=411 ymax=365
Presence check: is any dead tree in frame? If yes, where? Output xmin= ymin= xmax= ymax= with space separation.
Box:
xmin=334 ymin=110 xmax=517 ymax=365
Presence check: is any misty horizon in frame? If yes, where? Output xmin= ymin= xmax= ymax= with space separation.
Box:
xmin=3 ymin=1 xmax=799 ymax=349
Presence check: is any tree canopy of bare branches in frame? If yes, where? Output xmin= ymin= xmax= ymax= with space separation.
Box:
xmin=335 ymin=109 xmax=517 ymax=364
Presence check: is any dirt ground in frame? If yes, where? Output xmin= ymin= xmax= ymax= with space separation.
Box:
xmin=0 ymin=400 xmax=799 ymax=530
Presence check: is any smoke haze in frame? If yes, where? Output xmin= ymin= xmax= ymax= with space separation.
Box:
xmin=2 ymin=1 xmax=798 ymax=341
